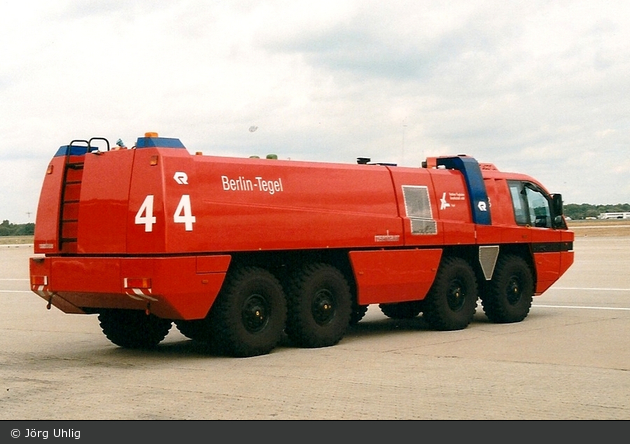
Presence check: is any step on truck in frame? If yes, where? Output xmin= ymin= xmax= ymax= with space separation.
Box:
xmin=29 ymin=132 xmax=574 ymax=357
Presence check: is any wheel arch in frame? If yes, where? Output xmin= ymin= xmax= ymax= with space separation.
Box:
xmin=227 ymin=248 xmax=358 ymax=304
xmin=442 ymin=244 xmax=536 ymax=293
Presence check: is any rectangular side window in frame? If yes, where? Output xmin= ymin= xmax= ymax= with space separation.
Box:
xmin=508 ymin=181 xmax=529 ymax=226
xmin=402 ymin=185 xmax=437 ymax=235
xmin=508 ymin=180 xmax=553 ymax=228
xmin=525 ymin=185 xmax=552 ymax=228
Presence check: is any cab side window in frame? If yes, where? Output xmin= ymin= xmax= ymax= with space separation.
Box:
xmin=525 ymin=185 xmax=552 ymax=227
xmin=508 ymin=181 xmax=529 ymax=225
xmin=508 ymin=180 xmax=552 ymax=227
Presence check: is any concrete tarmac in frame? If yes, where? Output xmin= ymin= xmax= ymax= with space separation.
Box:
xmin=1 ymin=237 xmax=629 ymax=420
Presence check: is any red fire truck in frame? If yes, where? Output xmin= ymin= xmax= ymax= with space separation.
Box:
xmin=29 ymin=132 xmax=574 ymax=357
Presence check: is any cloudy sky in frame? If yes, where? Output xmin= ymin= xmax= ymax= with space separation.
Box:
xmin=1 ymin=0 xmax=628 ymax=224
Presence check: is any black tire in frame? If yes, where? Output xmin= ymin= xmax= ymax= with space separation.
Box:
xmin=379 ymin=301 xmax=423 ymax=319
xmin=98 ymin=309 xmax=172 ymax=349
xmin=174 ymin=319 xmax=211 ymax=342
xmin=350 ymin=303 xmax=368 ymax=325
xmin=422 ymin=257 xmax=478 ymax=331
xmin=286 ymin=263 xmax=352 ymax=348
xmin=481 ymin=255 xmax=534 ymax=323
xmin=208 ymin=266 xmax=287 ymax=357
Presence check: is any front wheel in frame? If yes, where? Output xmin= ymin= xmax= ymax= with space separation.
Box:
xmin=208 ymin=266 xmax=287 ymax=357
xmin=481 ymin=255 xmax=533 ymax=323
xmin=98 ymin=309 xmax=172 ymax=349
xmin=422 ymin=257 xmax=478 ymax=331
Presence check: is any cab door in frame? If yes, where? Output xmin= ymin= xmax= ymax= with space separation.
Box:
xmin=507 ymin=180 xmax=572 ymax=293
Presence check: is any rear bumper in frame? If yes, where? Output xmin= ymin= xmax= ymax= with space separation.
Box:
xmin=29 ymin=254 xmax=231 ymax=320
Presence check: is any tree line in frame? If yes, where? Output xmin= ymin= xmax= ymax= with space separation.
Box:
xmin=564 ymin=203 xmax=630 ymax=220
xmin=0 ymin=220 xmax=35 ymax=236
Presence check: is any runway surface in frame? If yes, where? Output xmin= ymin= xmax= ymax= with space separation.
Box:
xmin=1 ymin=236 xmax=629 ymax=420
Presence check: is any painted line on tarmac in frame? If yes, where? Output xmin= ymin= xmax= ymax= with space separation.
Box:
xmin=554 ymin=286 xmax=630 ymax=292
xmin=572 ymin=224 xmax=630 ymax=228
xmin=533 ymin=304 xmax=630 ymax=311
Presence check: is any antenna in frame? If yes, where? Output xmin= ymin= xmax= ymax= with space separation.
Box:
xmin=402 ymin=123 xmax=407 ymax=165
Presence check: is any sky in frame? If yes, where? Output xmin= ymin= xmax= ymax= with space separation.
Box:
xmin=1 ymin=0 xmax=629 ymax=224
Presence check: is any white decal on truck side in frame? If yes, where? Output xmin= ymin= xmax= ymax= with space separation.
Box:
xmin=134 ymin=194 xmax=196 ymax=232
xmin=173 ymin=172 xmax=188 ymax=185
xmin=135 ymin=195 xmax=157 ymax=232
xmin=221 ymin=175 xmax=284 ymax=194
xmin=173 ymin=194 xmax=196 ymax=231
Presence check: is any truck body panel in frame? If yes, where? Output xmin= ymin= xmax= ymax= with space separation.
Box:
xmin=349 ymin=249 xmax=443 ymax=305
xmin=30 ymin=254 xmax=231 ymax=319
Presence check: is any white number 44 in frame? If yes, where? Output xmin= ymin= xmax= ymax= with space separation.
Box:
xmin=135 ymin=195 xmax=196 ymax=232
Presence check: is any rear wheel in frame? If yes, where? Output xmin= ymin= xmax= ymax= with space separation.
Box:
xmin=174 ymin=319 xmax=211 ymax=342
xmin=422 ymin=257 xmax=478 ymax=331
xmin=481 ymin=255 xmax=533 ymax=323
xmin=286 ymin=263 xmax=352 ymax=348
xmin=208 ymin=266 xmax=287 ymax=357
xmin=379 ymin=301 xmax=423 ymax=319
xmin=98 ymin=309 xmax=172 ymax=349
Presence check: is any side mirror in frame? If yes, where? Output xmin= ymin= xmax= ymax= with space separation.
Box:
xmin=551 ymin=194 xmax=563 ymax=216
xmin=551 ymin=194 xmax=567 ymax=228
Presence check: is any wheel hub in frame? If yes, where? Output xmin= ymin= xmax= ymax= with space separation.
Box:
xmin=447 ymin=281 xmax=467 ymax=311
xmin=242 ymin=294 xmax=269 ymax=333
xmin=507 ymin=277 xmax=522 ymax=305
xmin=312 ymin=289 xmax=335 ymax=325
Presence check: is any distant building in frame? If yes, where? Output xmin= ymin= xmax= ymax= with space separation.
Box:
xmin=598 ymin=212 xmax=630 ymax=219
